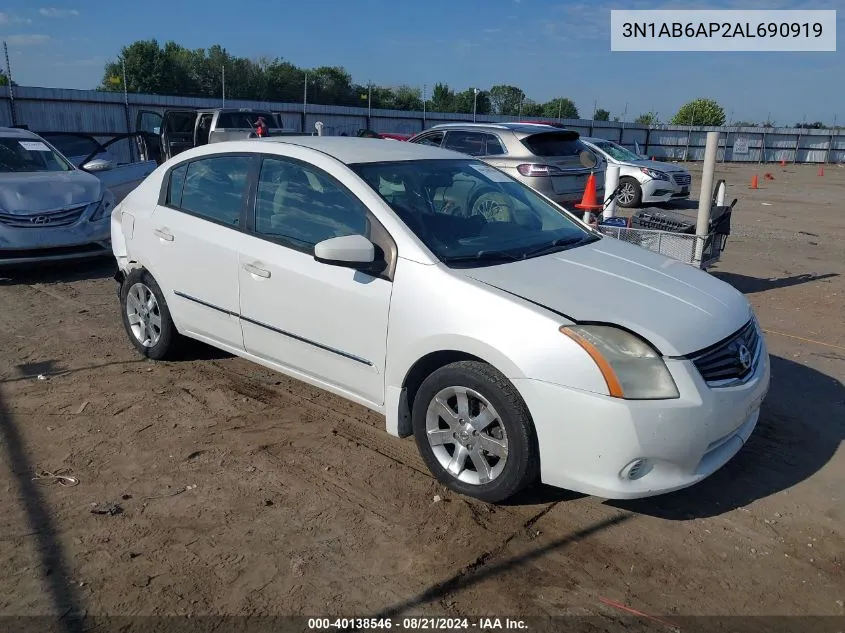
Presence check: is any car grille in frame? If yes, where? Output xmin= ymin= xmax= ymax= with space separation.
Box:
xmin=672 ymin=173 xmax=692 ymax=187
xmin=0 ymin=205 xmax=88 ymax=228
xmin=689 ymin=318 xmax=762 ymax=387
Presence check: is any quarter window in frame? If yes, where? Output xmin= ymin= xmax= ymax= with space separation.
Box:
xmin=170 ymin=155 xmax=251 ymax=226
xmin=253 ymin=157 xmax=369 ymax=252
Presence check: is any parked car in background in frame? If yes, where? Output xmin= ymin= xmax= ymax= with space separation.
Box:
xmin=407 ymin=123 xmax=605 ymax=218
xmin=356 ymin=129 xmax=411 ymax=141
xmin=0 ymin=127 xmax=118 ymax=266
xmin=38 ymin=131 xmax=157 ymax=203
xmin=110 ymin=136 xmax=769 ymax=504
xmin=580 ymin=137 xmax=692 ymax=208
xmin=135 ymin=108 xmax=299 ymax=165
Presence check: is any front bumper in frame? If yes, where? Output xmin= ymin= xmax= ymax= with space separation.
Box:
xmin=641 ymin=177 xmax=690 ymax=203
xmin=0 ymin=220 xmax=111 ymax=267
xmin=513 ymin=341 xmax=771 ymax=499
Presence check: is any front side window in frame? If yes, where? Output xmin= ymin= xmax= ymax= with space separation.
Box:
xmin=253 ymin=157 xmax=369 ymax=252
xmin=0 ymin=136 xmax=73 ymax=173
xmin=351 ymin=159 xmax=597 ymax=266
xmin=172 ymin=155 xmax=251 ymax=226
xmin=413 ymin=131 xmax=444 ymax=147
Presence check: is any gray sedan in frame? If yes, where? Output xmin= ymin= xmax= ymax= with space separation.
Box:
xmin=0 ymin=127 xmax=116 ymax=267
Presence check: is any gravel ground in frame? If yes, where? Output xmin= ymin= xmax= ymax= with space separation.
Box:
xmin=0 ymin=161 xmax=842 ymax=630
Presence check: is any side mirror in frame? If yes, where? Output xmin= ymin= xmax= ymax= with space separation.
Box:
xmin=82 ymin=157 xmax=115 ymax=172
xmin=314 ymin=234 xmax=383 ymax=273
xmin=579 ymin=150 xmax=598 ymax=169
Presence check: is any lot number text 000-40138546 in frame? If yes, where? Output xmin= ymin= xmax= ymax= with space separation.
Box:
xmin=610 ymin=9 xmax=836 ymax=52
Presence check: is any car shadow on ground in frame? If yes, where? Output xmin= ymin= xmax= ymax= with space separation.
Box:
xmin=712 ymin=270 xmax=839 ymax=294
xmin=608 ymin=355 xmax=844 ymax=520
xmin=0 ymin=258 xmax=115 ymax=285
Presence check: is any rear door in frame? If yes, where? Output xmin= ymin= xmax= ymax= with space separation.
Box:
xmin=517 ymin=130 xmax=604 ymax=199
xmin=160 ymin=110 xmax=198 ymax=161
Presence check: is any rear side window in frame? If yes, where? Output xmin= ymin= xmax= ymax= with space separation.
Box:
xmin=174 ymin=156 xmax=251 ymax=226
xmin=443 ymin=131 xmax=486 ymax=156
xmin=521 ymin=131 xmax=584 ymax=157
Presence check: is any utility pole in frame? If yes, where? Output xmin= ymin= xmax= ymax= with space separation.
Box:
xmin=221 ymin=66 xmax=226 ymax=107
xmin=473 ymin=88 xmax=479 ymax=122
xmin=557 ymin=98 xmax=562 ymax=122
xmin=3 ymin=40 xmax=17 ymax=126
xmin=422 ymin=83 xmax=427 ymax=127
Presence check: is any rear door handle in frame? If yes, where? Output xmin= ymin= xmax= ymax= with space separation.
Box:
xmin=153 ymin=228 xmax=174 ymax=242
xmin=243 ymin=262 xmax=271 ymax=278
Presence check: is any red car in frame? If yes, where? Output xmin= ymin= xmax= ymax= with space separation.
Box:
xmin=379 ymin=132 xmax=411 ymax=141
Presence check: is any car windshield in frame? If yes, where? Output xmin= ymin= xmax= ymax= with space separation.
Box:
xmin=351 ymin=159 xmax=598 ymax=266
xmin=0 ymin=136 xmax=73 ymax=173
xmin=592 ymin=140 xmax=642 ymax=162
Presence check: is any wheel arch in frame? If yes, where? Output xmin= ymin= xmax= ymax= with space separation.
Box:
xmin=387 ymin=341 xmax=526 ymax=438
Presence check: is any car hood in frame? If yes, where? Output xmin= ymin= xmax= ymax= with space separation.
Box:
xmin=622 ymin=159 xmax=688 ymax=173
xmin=461 ymin=236 xmax=751 ymax=356
xmin=0 ymin=170 xmax=102 ymax=214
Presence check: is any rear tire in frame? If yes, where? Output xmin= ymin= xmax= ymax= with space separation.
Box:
xmin=119 ymin=268 xmax=180 ymax=360
xmin=412 ymin=361 xmax=540 ymax=503
xmin=616 ymin=177 xmax=642 ymax=208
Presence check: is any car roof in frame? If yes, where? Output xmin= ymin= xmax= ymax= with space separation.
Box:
xmin=426 ymin=122 xmax=578 ymax=135
xmin=0 ymin=127 xmax=41 ymax=139
xmin=254 ymin=136 xmax=471 ymax=164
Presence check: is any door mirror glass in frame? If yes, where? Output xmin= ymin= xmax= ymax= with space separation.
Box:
xmin=314 ymin=234 xmax=376 ymax=267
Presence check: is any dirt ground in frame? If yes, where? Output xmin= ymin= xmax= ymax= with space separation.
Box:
xmin=0 ymin=162 xmax=843 ymax=629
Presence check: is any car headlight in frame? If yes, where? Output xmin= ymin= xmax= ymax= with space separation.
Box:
xmin=559 ymin=325 xmax=679 ymax=400
xmin=640 ymin=167 xmax=669 ymax=181
xmin=89 ymin=189 xmax=116 ymax=222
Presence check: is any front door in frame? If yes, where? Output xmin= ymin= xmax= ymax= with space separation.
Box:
xmin=160 ymin=110 xmax=198 ymax=161
xmin=136 ymin=110 xmax=163 ymax=164
xmin=144 ymin=153 xmax=255 ymax=350
xmin=237 ymin=155 xmax=394 ymax=406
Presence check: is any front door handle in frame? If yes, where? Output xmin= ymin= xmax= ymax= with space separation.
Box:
xmin=243 ymin=262 xmax=271 ymax=278
xmin=153 ymin=228 xmax=174 ymax=242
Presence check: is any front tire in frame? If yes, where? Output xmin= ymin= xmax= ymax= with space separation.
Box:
xmin=119 ymin=268 xmax=179 ymax=360
xmin=412 ymin=361 xmax=540 ymax=503
xmin=616 ymin=177 xmax=642 ymax=208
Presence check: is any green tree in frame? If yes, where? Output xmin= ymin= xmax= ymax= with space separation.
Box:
xmin=594 ymin=108 xmax=610 ymax=121
xmin=671 ymin=98 xmax=726 ymax=126
xmin=541 ymin=97 xmax=579 ymax=120
xmin=430 ymin=82 xmax=455 ymax=112
xmin=635 ymin=111 xmax=659 ymax=125
xmin=453 ymin=88 xmax=491 ymax=115
xmin=520 ymin=99 xmax=544 ymax=117
xmin=391 ymin=85 xmax=424 ymax=111
xmin=489 ymin=84 xmax=525 ymax=116
xmin=0 ymin=69 xmax=14 ymax=87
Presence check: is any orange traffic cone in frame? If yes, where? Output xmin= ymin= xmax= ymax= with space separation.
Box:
xmin=750 ymin=175 xmax=759 ymax=189
xmin=651 ymin=156 xmax=656 ymax=161
xmin=818 ymin=166 xmax=825 ymax=176
xmin=780 ymin=159 xmax=786 ymax=167
xmin=575 ymin=172 xmax=604 ymax=212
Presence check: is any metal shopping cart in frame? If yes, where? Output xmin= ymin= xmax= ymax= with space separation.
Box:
xmin=595 ymin=181 xmax=735 ymax=270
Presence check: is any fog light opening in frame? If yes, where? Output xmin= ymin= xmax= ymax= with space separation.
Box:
xmin=619 ymin=458 xmax=651 ymax=481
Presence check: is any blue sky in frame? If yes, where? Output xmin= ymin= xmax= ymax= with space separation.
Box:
xmin=0 ymin=0 xmax=841 ymax=124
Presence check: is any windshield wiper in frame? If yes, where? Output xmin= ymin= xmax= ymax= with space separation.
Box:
xmin=441 ymin=250 xmax=523 ymax=265
xmin=520 ymin=235 xmax=595 ymax=259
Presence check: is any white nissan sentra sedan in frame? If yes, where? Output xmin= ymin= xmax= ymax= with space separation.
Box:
xmin=110 ymin=137 xmax=770 ymax=503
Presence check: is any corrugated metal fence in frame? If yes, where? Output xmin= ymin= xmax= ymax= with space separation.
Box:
xmin=2 ymin=85 xmax=844 ymax=164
